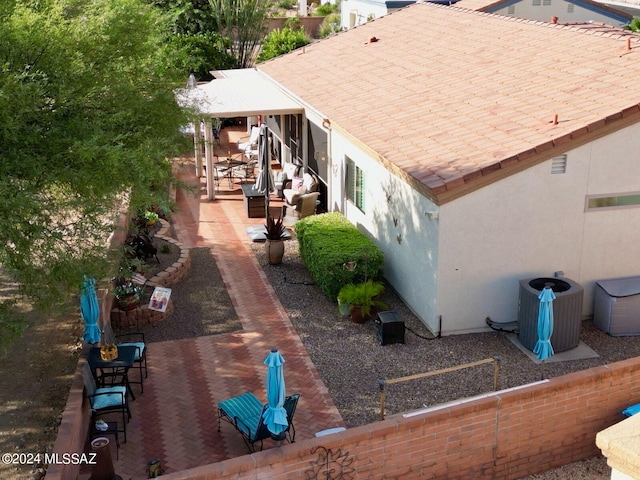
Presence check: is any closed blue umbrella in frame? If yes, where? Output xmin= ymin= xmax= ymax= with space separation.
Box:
xmin=262 ymin=348 xmax=288 ymax=438
xmin=533 ymin=286 xmax=555 ymax=378
xmin=80 ymin=276 xmax=101 ymax=344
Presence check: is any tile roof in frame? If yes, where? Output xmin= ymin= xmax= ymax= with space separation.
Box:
xmin=258 ymin=2 xmax=640 ymax=204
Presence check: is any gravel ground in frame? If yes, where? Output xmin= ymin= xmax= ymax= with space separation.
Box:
xmin=250 ymin=240 xmax=640 ymax=480
xmin=140 ymin=233 xmax=640 ymax=478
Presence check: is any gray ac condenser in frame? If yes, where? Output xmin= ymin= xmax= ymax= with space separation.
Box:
xmin=517 ymin=277 xmax=584 ymax=353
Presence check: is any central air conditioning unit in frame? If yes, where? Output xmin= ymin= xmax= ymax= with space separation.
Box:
xmin=517 ymin=277 xmax=584 ymax=353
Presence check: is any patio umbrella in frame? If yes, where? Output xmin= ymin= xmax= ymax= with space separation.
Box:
xmin=262 ymin=348 xmax=288 ymax=438
xmin=80 ymin=276 xmax=101 ymax=344
xmin=254 ymin=123 xmax=274 ymax=216
xmin=533 ymin=286 xmax=556 ymax=378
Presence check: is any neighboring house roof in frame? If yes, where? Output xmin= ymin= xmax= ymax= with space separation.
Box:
xmin=456 ymin=0 xmax=632 ymax=23
xmin=258 ymin=2 xmax=640 ymax=204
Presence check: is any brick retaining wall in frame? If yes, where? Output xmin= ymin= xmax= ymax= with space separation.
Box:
xmin=110 ymin=220 xmax=190 ymax=329
xmin=161 ymin=356 xmax=640 ymax=480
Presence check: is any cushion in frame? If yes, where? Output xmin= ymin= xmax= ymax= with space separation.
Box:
xmin=622 ymin=402 xmax=640 ymax=417
xmin=291 ymin=176 xmax=304 ymax=191
xmin=218 ymin=392 xmax=264 ymax=437
xmin=283 ymin=189 xmax=302 ymax=205
xmin=118 ymin=342 xmax=145 ymax=361
xmin=91 ymin=386 xmax=127 ymax=410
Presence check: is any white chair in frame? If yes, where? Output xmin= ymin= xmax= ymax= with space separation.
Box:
xmin=238 ymin=126 xmax=260 ymax=153
xmin=282 ymin=173 xmax=318 ymax=206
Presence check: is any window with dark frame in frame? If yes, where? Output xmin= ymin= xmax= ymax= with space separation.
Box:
xmin=346 ymin=157 xmax=365 ymax=212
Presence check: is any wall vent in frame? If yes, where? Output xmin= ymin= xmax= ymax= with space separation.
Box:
xmin=551 ymin=155 xmax=567 ymax=174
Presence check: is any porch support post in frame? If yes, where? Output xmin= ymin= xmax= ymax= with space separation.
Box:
xmin=203 ymin=118 xmax=216 ymax=200
xmin=194 ymin=120 xmax=204 ymax=178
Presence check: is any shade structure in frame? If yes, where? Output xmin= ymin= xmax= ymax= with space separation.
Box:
xmin=533 ymin=286 xmax=556 ymax=361
xmin=80 ymin=276 xmax=101 ymax=344
xmin=262 ymin=348 xmax=288 ymax=437
xmin=254 ymin=123 xmax=274 ymax=214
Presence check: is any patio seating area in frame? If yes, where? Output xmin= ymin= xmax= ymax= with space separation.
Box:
xmin=78 ymin=123 xmax=342 ymax=479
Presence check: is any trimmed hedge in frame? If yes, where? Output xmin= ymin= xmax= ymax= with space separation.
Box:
xmin=294 ymin=212 xmax=384 ymax=300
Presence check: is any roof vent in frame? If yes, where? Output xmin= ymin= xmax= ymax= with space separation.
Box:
xmin=551 ymin=155 xmax=567 ymax=174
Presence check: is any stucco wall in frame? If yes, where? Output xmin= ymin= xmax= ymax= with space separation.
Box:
xmin=330 ymin=129 xmax=441 ymax=333
xmin=437 ymin=123 xmax=640 ymax=334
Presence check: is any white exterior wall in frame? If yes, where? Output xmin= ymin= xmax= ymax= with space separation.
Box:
xmin=340 ymin=0 xmax=388 ymax=29
xmin=437 ymin=123 xmax=640 ymax=334
xmin=330 ymin=131 xmax=441 ymax=332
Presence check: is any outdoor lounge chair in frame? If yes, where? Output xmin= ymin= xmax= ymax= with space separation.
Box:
xmin=217 ymin=392 xmax=299 ymax=452
xmin=622 ymin=402 xmax=640 ymax=417
xmin=238 ymin=126 xmax=260 ymax=154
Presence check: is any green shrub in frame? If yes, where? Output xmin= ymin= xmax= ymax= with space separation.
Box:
xmin=318 ymin=12 xmax=341 ymax=38
xmin=315 ymin=2 xmax=339 ymax=16
xmin=275 ymin=0 xmax=297 ymax=9
xmin=257 ymin=27 xmax=311 ymax=62
xmin=294 ymin=212 xmax=384 ymax=300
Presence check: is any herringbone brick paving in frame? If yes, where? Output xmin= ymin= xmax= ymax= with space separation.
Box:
xmin=100 ymin=127 xmax=344 ymax=479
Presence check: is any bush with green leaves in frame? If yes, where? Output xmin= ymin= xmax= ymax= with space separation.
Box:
xmin=294 ymin=212 xmax=384 ymax=300
xmin=315 ymin=2 xmax=339 ymax=16
xmin=257 ymin=27 xmax=311 ymax=62
xmin=318 ymin=12 xmax=341 ymax=38
xmin=167 ymin=32 xmax=236 ymax=81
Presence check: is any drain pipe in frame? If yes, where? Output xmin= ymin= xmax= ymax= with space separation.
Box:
xmin=438 ymin=315 xmax=442 ymax=338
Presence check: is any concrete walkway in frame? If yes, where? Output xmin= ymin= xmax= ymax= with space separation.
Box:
xmin=107 ymin=128 xmax=344 ymax=479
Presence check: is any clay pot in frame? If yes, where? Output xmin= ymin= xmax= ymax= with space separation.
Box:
xmin=265 ymin=239 xmax=285 ymax=265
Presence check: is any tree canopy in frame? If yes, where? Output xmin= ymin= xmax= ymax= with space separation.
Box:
xmin=0 ymin=0 xmax=191 ymax=307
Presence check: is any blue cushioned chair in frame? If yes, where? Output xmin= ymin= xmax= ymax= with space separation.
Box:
xmin=622 ymin=402 xmax=640 ymax=417
xmin=217 ymin=392 xmax=299 ymax=452
xmin=82 ymin=363 xmax=131 ymax=442
xmin=103 ymin=322 xmax=147 ymax=393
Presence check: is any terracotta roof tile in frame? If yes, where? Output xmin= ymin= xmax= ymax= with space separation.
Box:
xmin=258 ymin=3 xmax=640 ymax=203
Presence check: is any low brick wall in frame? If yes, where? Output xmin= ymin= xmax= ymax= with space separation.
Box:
xmin=47 ymin=218 xmax=190 ymax=480
xmin=110 ymin=220 xmax=191 ymax=328
xmin=162 ymin=356 xmax=640 ymax=480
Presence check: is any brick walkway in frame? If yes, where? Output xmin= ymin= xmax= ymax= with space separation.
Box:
xmin=105 ymin=128 xmax=344 ymax=479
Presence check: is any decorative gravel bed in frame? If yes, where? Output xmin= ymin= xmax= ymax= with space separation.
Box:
xmin=250 ymin=239 xmax=640 ymax=479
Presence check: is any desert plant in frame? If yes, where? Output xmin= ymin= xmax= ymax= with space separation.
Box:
xmin=265 ymin=214 xmax=287 ymax=240
xmin=257 ymin=27 xmax=311 ymax=62
xmin=338 ymin=280 xmax=386 ymax=316
xmin=318 ymin=12 xmax=341 ymax=38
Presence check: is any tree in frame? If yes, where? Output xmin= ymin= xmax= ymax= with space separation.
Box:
xmin=256 ymin=27 xmax=311 ymax=63
xmin=168 ymin=32 xmax=236 ymax=81
xmin=209 ymin=0 xmax=272 ymax=68
xmin=0 ymin=0 xmax=191 ymax=307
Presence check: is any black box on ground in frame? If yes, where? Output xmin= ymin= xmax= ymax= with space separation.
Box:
xmin=376 ymin=311 xmax=405 ymax=346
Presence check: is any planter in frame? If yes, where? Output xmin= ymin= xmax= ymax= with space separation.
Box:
xmin=337 ymin=299 xmax=351 ymax=317
xmin=116 ymin=292 xmax=140 ymax=311
xmin=350 ymin=306 xmax=370 ymax=324
xmin=265 ymin=239 xmax=285 ymax=265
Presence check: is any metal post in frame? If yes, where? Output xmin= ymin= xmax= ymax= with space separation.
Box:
xmin=203 ymin=118 xmax=216 ymax=200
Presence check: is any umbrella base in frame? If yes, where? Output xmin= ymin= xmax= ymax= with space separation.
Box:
xmin=270 ymin=432 xmax=287 ymax=441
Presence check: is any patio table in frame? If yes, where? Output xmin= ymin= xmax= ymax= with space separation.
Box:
xmin=214 ymin=157 xmax=247 ymax=188
xmin=88 ymin=345 xmax=137 ymax=401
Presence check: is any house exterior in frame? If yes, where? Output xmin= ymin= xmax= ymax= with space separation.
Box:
xmin=456 ymin=0 xmax=632 ymax=25
xmin=341 ymin=0 xmax=631 ymax=30
xmin=192 ymin=2 xmax=640 ymax=335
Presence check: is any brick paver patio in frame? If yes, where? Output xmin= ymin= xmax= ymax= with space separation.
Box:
xmin=99 ymin=127 xmax=344 ymax=479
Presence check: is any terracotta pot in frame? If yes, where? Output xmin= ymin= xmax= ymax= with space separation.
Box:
xmin=350 ymin=306 xmax=371 ymax=324
xmin=265 ymin=239 xmax=285 ymax=265
xmin=116 ymin=293 xmax=140 ymax=311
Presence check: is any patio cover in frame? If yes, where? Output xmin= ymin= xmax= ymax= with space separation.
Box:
xmin=177 ymin=68 xmax=303 ymax=118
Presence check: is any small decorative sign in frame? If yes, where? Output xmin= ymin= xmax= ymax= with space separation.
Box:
xmin=149 ymin=286 xmax=172 ymax=313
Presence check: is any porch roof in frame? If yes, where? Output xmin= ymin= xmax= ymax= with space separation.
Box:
xmin=178 ymin=68 xmax=303 ymax=118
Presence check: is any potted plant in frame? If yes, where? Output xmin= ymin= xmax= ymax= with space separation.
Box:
xmin=112 ymin=275 xmax=142 ymax=311
xmin=337 ymin=284 xmax=356 ymax=316
xmin=264 ymin=214 xmax=287 ymax=265
xmin=338 ymin=280 xmax=387 ymax=323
